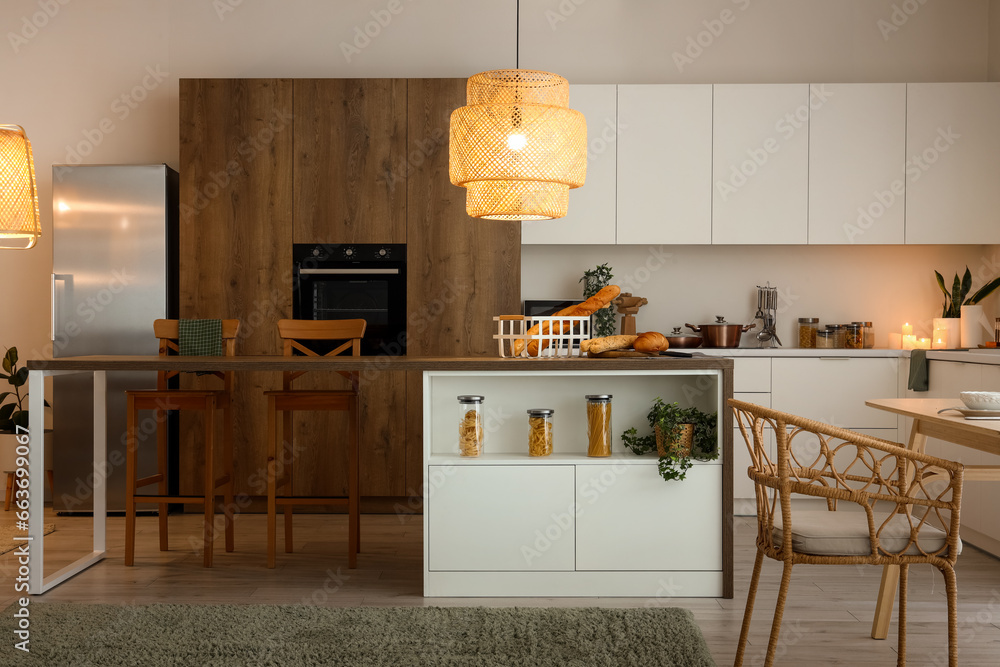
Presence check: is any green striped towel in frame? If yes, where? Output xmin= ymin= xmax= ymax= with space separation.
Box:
xmin=179 ymin=319 xmax=223 ymax=356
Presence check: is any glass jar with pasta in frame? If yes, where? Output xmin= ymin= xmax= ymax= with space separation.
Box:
xmin=457 ymin=395 xmax=485 ymax=457
xmin=527 ymin=409 xmax=554 ymax=457
xmin=585 ymin=395 xmax=612 ymax=457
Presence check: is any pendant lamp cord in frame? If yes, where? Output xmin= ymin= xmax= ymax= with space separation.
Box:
xmin=515 ymin=0 xmax=519 ymax=68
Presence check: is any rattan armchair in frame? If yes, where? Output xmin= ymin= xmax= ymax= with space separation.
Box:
xmin=729 ymin=399 xmax=964 ymax=667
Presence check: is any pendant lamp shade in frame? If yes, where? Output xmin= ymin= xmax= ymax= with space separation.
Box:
xmin=449 ymin=70 xmax=587 ymax=220
xmin=0 ymin=125 xmax=41 ymax=250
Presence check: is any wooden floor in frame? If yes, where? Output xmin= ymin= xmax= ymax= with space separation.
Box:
xmin=3 ymin=510 xmax=1000 ymax=666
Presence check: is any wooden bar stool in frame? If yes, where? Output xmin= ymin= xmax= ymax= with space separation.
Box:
xmin=124 ymin=319 xmax=240 ymax=568
xmin=265 ymin=319 xmax=365 ymax=569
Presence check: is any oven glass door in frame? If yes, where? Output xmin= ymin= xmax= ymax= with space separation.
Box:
xmin=296 ymin=267 xmax=406 ymax=355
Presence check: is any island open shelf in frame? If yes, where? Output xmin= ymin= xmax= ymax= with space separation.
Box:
xmin=422 ymin=362 xmax=734 ymax=598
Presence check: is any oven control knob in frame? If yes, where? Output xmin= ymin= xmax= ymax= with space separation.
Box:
xmin=378 ymin=247 xmax=389 ymax=258
xmin=312 ymin=248 xmax=321 ymax=257
xmin=343 ymin=247 xmax=355 ymax=258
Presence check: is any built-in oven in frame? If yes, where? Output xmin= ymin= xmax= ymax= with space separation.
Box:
xmin=293 ymin=244 xmax=406 ymax=356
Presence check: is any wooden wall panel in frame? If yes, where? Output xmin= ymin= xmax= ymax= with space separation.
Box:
xmin=293 ymin=79 xmax=407 ymax=244
xmin=179 ymin=78 xmax=294 ymax=498
xmin=404 ymin=78 xmax=521 ymax=494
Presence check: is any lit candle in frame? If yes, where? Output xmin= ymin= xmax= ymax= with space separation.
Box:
xmin=916 ymin=337 xmax=931 ymax=350
xmin=901 ymin=322 xmax=913 ymax=336
xmin=888 ymin=333 xmax=902 ymax=349
xmin=932 ymin=327 xmax=949 ymax=349
xmin=902 ymin=334 xmax=917 ymax=350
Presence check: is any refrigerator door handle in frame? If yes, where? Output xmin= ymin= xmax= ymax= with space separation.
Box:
xmin=51 ymin=274 xmax=70 ymax=342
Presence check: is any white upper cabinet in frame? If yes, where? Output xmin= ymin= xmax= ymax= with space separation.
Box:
xmin=905 ymin=83 xmax=1000 ymax=244
xmin=521 ymin=84 xmax=617 ymax=245
xmin=712 ymin=84 xmax=809 ymax=244
xmin=808 ymin=84 xmax=906 ymax=245
xmin=616 ymin=84 xmax=713 ymax=245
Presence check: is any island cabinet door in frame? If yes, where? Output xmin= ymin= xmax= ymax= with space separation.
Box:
xmin=575 ymin=464 xmax=722 ymax=572
xmin=427 ymin=466 xmax=575 ymax=572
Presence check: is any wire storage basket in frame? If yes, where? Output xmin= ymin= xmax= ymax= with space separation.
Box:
xmin=493 ymin=315 xmax=591 ymax=358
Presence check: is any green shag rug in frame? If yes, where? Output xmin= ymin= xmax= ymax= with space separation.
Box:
xmin=0 ymin=603 xmax=716 ymax=666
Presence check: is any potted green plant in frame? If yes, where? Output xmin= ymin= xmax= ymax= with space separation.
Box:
xmin=621 ymin=397 xmax=718 ymax=482
xmin=936 ymin=267 xmax=1000 ymax=347
xmin=580 ymin=263 xmax=616 ymax=337
xmin=1 ymin=347 xmax=34 ymax=434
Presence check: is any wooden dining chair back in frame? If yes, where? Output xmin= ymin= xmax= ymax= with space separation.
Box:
xmin=125 ymin=319 xmax=240 ymax=568
xmin=729 ymin=398 xmax=964 ymax=667
xmin=265 ymin=318 xmax=367 ymax=569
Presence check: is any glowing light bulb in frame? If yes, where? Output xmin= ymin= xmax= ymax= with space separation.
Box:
xmin=506 ymin=133 xmax=527 ymax=151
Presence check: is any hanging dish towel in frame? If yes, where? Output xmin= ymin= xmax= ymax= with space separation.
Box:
xmin=179 ymin=319 xmax=223 ymax=356
xmin=179 ymin=319 xmax=222 ymax=376
xmin=907 ymin=349 xmax=929 ymax=392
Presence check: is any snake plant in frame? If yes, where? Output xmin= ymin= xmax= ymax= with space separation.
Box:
xmin=935 ymin=267 xmax=1000 ymax=318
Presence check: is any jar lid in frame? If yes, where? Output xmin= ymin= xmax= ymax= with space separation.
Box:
xmin=852 ymin=321 xmax=873 ymax=327
xmin=844 ymin=323 xmax=861 ymax=330
xmin=457 ymin=395 xmax=484 ymax=403
xmin=527 ymin=408 xmax=554 ymax=416
xmin=798 ymin=317 xmax=819 ymax=323
xmin=827 ymin=324 xmax=843 ymax=329
xmin=585 ymin=394 xmax=612 ymax=401
xmin=817 ymin=330 xmax=834 ymax=336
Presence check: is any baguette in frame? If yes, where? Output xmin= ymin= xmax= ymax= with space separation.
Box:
xmin=514 ymin=285 xmax=622 ymax=357
xmin=633 ymin=331 xmax=669 ymax=353
xmin=581 ymin=334 xmax=638 ymax=355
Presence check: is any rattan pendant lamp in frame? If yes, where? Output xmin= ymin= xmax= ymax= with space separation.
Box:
xmin=449 ymin=70 xmax=587 ymax=220
xmin=0 ymin=125 xmax=41 ymax=250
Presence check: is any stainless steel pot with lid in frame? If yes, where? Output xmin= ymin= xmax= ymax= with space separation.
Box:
xmin=684 ymin=316 xmax=756 ymax=348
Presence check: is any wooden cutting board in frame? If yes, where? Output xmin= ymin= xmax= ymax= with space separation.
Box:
xmin=587 ymin=350 xmax=657 ymax=358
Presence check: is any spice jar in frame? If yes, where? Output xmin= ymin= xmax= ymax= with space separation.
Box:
xmin=585 ymin=395 xmax=612 ymax=457
xmin=798 ymin=318 xmax=818 ymax=348
xmin=457 ymin=395 xmax=484 ymax=457
xmin=844 ymin=323 xmax=863 ymax=349
xmin=827 ymin=324 xmax=845 ymax=348
xmin=852 ymin=321 xmax=874 ymax=349
xmin=527 ymin=409 xmax=554 ymax=457
xmin=816 ymin=330 xmax=836 ymax=349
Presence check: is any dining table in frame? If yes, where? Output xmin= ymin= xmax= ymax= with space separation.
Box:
xmin=864 ymin=397 xmax=1000 ymax=640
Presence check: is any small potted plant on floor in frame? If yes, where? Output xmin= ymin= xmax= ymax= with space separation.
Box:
xmin=621 ymin=397 xmax=718 ymax=482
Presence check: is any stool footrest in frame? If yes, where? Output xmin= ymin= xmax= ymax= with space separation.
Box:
xmin=131 ymin=495 xmax=217 ymax=504
xmin=135 ymin=473 xmax=165 ymax=488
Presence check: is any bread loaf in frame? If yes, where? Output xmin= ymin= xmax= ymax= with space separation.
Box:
xmin=514 ymin=285 xmax=623 ymax=357
xmin=633 ymin=331 xmax=669 ymax=353
xmin=581 ymin=334 xmax=638 ymax=355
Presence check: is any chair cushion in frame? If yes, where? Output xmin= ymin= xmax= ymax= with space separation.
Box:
xmin=772 ymin=510 xmax=961 ymax=557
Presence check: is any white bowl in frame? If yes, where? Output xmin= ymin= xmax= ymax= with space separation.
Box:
xmin=959 ymin=391 xmax=1000 ymax=411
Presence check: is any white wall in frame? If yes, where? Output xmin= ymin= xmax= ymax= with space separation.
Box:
xmin=521 ymin=243 xmax=1000 ymax=348
xmin=0 ymin=0 xmax=997 ymax=360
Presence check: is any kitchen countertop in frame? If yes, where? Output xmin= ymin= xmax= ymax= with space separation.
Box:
xmin=925 ymin=349 xmax=1000 ymax=365
xmin=689 ymin=347 xmax=905 ymax=358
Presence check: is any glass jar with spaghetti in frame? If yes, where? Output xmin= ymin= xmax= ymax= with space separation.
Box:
xmin=457 ymin=395 xmax=484 ymax=457
xmin=527 ymin=409 xmax=554 ymax=457
xmin=585 ymin=394 xmax=612 ymax=457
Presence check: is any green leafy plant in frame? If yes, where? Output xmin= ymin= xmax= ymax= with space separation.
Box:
xmin=1 ymin=347 xmax=47 ymax=434
xmin=621 ymin=397 xmax=718 ymax=482
xmin=580 ymin=263 xmax=616 ymax=337
xmin=935 ymin=267 xmax=1000 ymax=318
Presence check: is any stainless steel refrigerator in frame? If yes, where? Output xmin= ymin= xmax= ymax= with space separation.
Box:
xmin=51 ymin=164 xmax=178 ymax=513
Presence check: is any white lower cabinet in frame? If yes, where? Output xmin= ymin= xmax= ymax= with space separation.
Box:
xmin=771 ymin=357 xmax=899 ymax=430
xmin=732 ymin=391 xmax=771 ymax=505
xmin=576 ymin=464 xmax=721 ymax=571
xmin=427 ymin=466 xmax=575 ymax=572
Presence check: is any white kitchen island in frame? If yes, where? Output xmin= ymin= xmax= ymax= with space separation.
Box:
xmin=421 ymin=358 xmax=734 ymax=598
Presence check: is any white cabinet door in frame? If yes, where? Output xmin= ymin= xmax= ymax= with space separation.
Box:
xmin=712 ymin=84 xmax=809 ymax=244
xmin=905 ymin=83 xmax=1000 ymax=244
xmin=732 ymin=392 xmax=772 ymax=506
xmin=733 ymin=358 xmax=771 ymax=393
xmin=576 ymin=464 xmax=722 ymax=571
xmin=808 ymin=84 xmax=906 ymax=245
xmin=617 ymin=84 xmax=713 ymax=245
xmin=427 ymin=466 xmax=575 ymax=571
xmin=522 ymin=85 xmax=617 ymax=245
xmin=771 ymin=357 xmax=898 ymax=429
